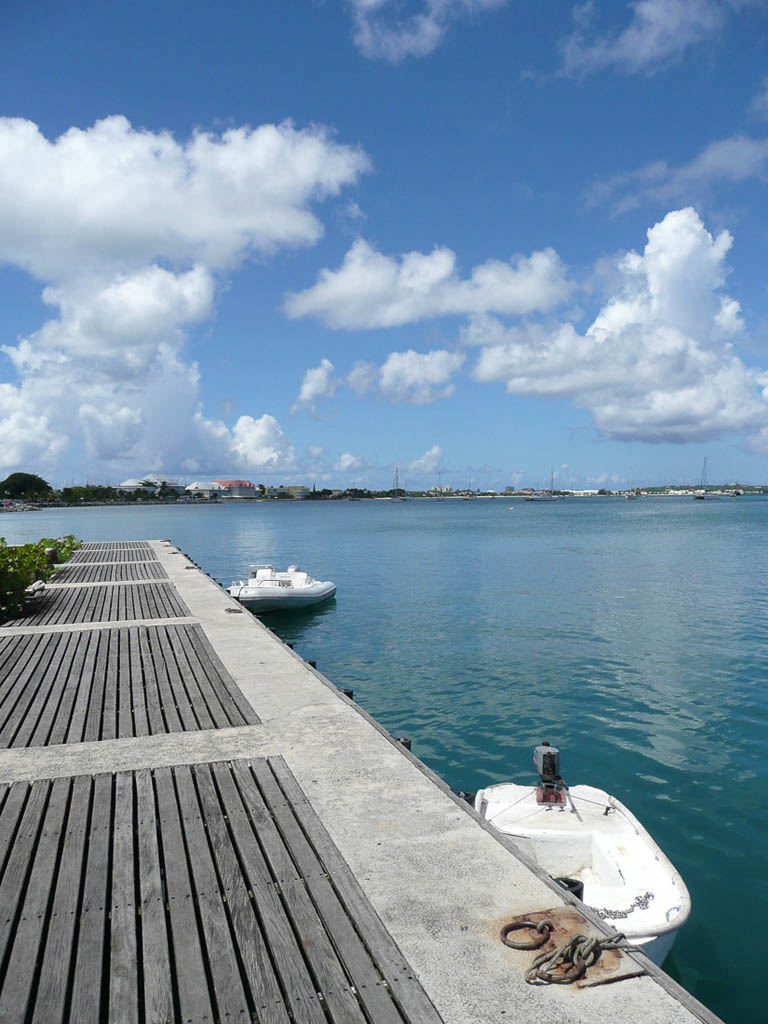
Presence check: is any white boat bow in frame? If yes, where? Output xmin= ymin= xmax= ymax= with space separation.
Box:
xmin=227 ymin=564 xmax=336 ymax=613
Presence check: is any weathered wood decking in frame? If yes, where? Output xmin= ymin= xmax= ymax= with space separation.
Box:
xmin=0 ymin=540 xmax=723 ymax=1024
xmin=0 ymin=758 xmax=442 ymax=1024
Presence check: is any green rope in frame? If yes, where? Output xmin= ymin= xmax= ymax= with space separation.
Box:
xmin=525 ymin=931 xmax=628 ymax=985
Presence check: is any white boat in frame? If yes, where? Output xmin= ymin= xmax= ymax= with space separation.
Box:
xmin=474 ymin=744 xmax=690 ymax=965
xmin=227 ymin=564 xmax=336 ymax=613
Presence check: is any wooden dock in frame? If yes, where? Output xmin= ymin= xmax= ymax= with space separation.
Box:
xmin=0 ymin=540 xmax=723 ymax=1024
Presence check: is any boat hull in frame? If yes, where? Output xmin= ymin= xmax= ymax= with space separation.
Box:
xmin=229 ymin=581 xmax=336 ymax=613
xmin=475 ymin=782 xmax=690 ymax=966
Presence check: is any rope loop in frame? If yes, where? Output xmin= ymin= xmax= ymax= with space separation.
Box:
xmin=500 ymin=919 xmax=554 ymax=950
xmin=525 ymin=932 xmax=627 ymax=985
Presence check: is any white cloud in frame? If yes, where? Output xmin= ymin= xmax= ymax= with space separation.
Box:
xmin=335 ymin=451 xmax=365 ymax=472
xmin=229 ymin=414 xmax=296 ymax=468
xmin=307 ymin=445 xmax=324 ymax=459
xmin=561 ymin=0 xmax=726 ymax=76
xmin=0 ymin=115 xmax=369 ymax=279
xmin=0 ymin=115 xmax=368 ymax=476
xmin=588 ymin=134 xmax=768 ymax=214
xmin=471 ymin=208 xmax=768 ymax=443
xmin=0 ymin=382 xmax=66 ymax=469
xmin=347 ymin=360 xmax=378 ymax=395
xmin=408 ymin=444 xmax=444 ymax=474
xmin=285 ymin=238 xmax=570 ymax=328
xmin=291 ymin=358 xmax=338 ymax=413
xmin=380 ymin=348 xmax=465 ymax=403
xmin=348 ymin=1 xmax=509 ymax=63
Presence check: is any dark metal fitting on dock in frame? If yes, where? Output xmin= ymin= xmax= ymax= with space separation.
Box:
xmin=342 ymin=688 xmax=354 ymax=699
xmin=396 ymin=737 xmax=412 ymax=751
xmin=307 ymin=659 xmax=317 ymax=668
xmin=286 ymin=642 xmax=294 ymax=649
xmin=457 ymin=791 xmax=476 ymax=805
xmin=224 ymin=607 xmax=243 ymax=614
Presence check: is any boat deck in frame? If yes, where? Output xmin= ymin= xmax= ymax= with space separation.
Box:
xmin=0 ymin=540 xmax=722 ymax=1024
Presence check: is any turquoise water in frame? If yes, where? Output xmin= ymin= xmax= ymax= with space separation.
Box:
xmin=3 ymin=497 xmax=766 ymax=1022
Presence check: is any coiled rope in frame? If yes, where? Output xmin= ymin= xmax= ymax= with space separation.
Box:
xmin=524 ymin=931 xmax=628 ymax=984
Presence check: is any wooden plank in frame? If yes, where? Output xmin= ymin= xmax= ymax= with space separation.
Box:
xmin=134 ymin=769 xmax=174 ymax=1024
xmin=0 ymin=633 xmax=74 ymax=748
xmin=0 ymin=778 xmax=72 ymax=1021
xmin=31 ymin=775 xmax=91 ymax=1024
xmin=226 ymin=766 xmax=367 ymax=1024
xmin=193 ymin=764 xmax=291 ymax=1024
xmin=154 ymin=626 xmax=199 ymax=731
xmin=101 ymin=629 xmax=119 ymax=741
xmin=72 ymin=629 xmax=107 ymax=744
xmin=171 ymin=626 xmax=233 ymax=729
xmin=108 ymin=771 xmax=139 ymax=1023
xmin=268 ymin=757 xmax=444 ymax=1024
xmin=137 ymin=628 xmax=165 ymax=734
xmin=0 ymin=783 xmax=33 ymax=876
xmin=174 ymin=766 xmax=251 ymax=1019
xmin=117 ymin=628 xmax=134 ymax=738
xmin=211 ymin=763 xmax=329 ymax=1024
xmin=129 ymin=628 xmax=149 ymax=737
xmin=0 ymin=780 xmax=53 ymax=980
xmin=29 ymin=630 xmax=90 ymax=747
xmin=144 ymin=628 xmax=182 ymax=733
xmin=153 ymin=766 xmax=213 ymax=1023
xmin=249 ymin=762 xmax=405 ymax=1024
xmin=186 ymin=626 xmax=259 ymax=726
xmin=0 ymin=633 xmax=49 ymax=722
xmin=165 ymin=628 xmax=215 ymax=731
xmin=69 ymin=773 xmax=112 ymax=1023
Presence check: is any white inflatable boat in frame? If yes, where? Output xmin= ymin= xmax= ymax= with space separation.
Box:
xmin=227 ymin=564 xmax=336 ymax=613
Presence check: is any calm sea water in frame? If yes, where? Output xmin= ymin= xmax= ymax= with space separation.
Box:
xmin=3 ymin=496 xmax=766 ymax=1022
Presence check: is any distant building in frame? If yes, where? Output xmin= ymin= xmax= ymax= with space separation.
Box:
xmin=265 ymin=485 xmax=310 ymax=499
xmin=214 ymin=479 xmax=257 ymax=498
xmin=185 ymin=481 xmax=228 ymax=498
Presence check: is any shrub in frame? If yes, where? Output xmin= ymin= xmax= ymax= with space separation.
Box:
xmin=0 ymin=535 xmax=80 ymax=624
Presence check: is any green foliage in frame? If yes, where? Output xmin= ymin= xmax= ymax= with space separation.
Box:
xmin=0 ymin=472 xmax=53 ymax=499
xmin=60 ymin=484 xmax=118 ymax=503
xmin=0 ymin=535 xmax=80 ymax=624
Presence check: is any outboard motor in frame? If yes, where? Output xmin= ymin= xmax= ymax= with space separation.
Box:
xmin=533 ymin=741 xmax=566 ymax=804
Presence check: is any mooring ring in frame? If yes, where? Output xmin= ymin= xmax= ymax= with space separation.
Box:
xmin=500 ymin=919 xmax=553 ymax=950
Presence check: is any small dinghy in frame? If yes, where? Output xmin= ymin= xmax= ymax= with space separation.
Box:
xmin=227 ymin=564 xmax=336 ymax=613
xmin=474 ymin=743 xmax=690 ymax=965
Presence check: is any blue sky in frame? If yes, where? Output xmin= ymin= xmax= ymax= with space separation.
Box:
xmin=2 ymin=0 xmax=768 ymax=490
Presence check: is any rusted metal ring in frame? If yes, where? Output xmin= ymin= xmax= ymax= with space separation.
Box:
xmin=500 ymin=919 xmax=553 ymax=950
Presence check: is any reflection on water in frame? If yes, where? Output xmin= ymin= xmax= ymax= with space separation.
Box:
xmin=3 ymin=496 xmax=767 ymax=1022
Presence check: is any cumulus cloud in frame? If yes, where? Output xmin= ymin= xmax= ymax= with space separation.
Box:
xmin=561 ymin=0 xmax=727 ymax=76
xmin=348 ymin=0 xmax=509 ymax=63
xmin=335 ymin=451 xmax=365 ymax=472
xmin=471 ymin=208 xmax=768 ymax=443
xmin=307 ymin=445 xmax=324 ymax=459
xmin=0 ymin=115 xmax=368 ymax=475
xmin=285 ymin=238 xmax=571 ymax=328
xmin=408 ymin=444 xmax=444 ymax=475
xmin=380 ymin=349 xmax=465 ymax=403
xmin=587 ymin=134 xmax=768 ymax=214
xmin=291 ymin=358 xmax=338 ymax=413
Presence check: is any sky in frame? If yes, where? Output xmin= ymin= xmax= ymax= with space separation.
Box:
xmin=2 ymin=0 xmax=768 ymax=492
